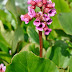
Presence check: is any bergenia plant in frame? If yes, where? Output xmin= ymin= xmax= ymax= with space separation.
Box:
xmin=0 ymin=63 xmax=6 ymax=72
xmin=20 ymin=0 xmax=56 ymax=57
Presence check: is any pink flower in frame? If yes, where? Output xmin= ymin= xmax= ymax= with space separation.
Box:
xmin=27 ymin=0 xmax=32 ymax=4
xmin=48 ymin=9 xmax=56 ymax=16
xmin=44 ymin=27 xmax=52 ymax=35
xmin=43 ymin=0 xmax=47 ymax=4
xmin=47 ymin=1 xmax=52 ymax=4
xmin=33 ymin=17 xmax=40 ymax=26
xmin=0 ymin=64 xmax=6 ymax=72
xmin=44 ymin=8 xmax=50 ymax=13
xmin=43 ymin=14 xmax=49 ymax=21
xmin=36 ymin=22 xmax=45 ymax=31
xmin=46 ymin=3 xmax=55 ymax=8
xmin=20 ymin=15 xmax=25 ymax=21
xmin=28 ymin=6 xmax=36 ymax=18
xmin=20 ymin=14 xmax=32 ymax=24
xmin=38 ymin=11 xmax=43 ymax=15
xmin=34 ymin=0 xmax=42 ymax=2
xmin=20 ymin=0 xmax=56 ymax=35
xmin=24 ymin=18 xmax=29 ymax=24
xmin=46 ymin=18 xmax=52 ymax=25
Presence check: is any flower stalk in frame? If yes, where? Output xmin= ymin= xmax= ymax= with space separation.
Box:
xmin=39 ymin=31 xmax=43 ymax=57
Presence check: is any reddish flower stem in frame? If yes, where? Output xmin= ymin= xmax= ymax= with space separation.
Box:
xmin=39 ymin=31 xmax=43 ymax=57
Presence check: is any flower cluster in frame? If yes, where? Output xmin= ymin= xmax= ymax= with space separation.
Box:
xmin=0 ymin=64 xmax=6 ymax=72
xmin=20 ymin=0 xmax=56 ymax=35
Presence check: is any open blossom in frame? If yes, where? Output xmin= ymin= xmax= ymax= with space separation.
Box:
xmin=27 ymin=0 xmax=32 ymax=4
xmin=0 ymin=64 xmax=6 ymax=72
xmin=44 ymin=27 xmax=52 ymax=35
xmin=34 ymin=17 xmax=40 ymax=26
xmin=34 ymin=0 xmax=42 ymax=2
xmin=28 ymin=6 xmax=36 ymax=18
xmin=48 ymin=9 xmax=56 ymax=16
xmin=20 ymin=14 xmax=32 ymax=24
xmin=43 ymin=14 xmax=49 ymax=21
xmin=46 ymin=18 xmax=52 ymax=25
xmin=36 ymin=22 xmax=45 ymax=31
xmin=20 ymin=0 xmax=56 ymax=35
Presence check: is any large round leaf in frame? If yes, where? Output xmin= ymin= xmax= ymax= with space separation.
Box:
xmin=49 ymin=40 xmax=70 ymax=68
xmin=6 ymin=51 xmax=59 ymax=72
xmin=58 ymin=13 xmax=72 ymax=35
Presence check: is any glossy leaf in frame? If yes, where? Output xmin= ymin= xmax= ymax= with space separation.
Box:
xmin=52 ymin=0 xmax=70 ymax=13
xmin=0 ymin=52 xmax=12 ymax=63
xmin=58 ymin=13 xmax=72 ymax=35
xmin=6 ymin=51 xmax=59 ymax=72
xmin=6 ymin=0 xmax=18 ymax=26
xmin=12 ymin=26 xmax=24 ymax=53
xmin=49 ymin=40 xmax=70 ymax=68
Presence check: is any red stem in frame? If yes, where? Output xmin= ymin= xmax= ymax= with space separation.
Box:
xmin=39 ymin=31 xmax=43 ymax=57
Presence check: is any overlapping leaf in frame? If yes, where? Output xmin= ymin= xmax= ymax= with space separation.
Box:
xmin=6 ymin=51 xmax=59 ymax=72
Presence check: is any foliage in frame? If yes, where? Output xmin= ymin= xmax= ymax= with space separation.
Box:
xmin=0 ymin=0 xmax=72 ymax=72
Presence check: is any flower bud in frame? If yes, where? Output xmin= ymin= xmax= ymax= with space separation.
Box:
xmin=44 ymin=8 xmax=50 ymax=13
xmin=46 ymin=3 xmax=55 ymax=8
xmin=31 ymin=1 xmax=36 ymax=6
xmin=31 ymin=6 xmax=36 ymax=9
xmin=27 ymin=0 xmax=32 ymax=4
xmin=37 ymin=2 xmax=43 ymax=7
xmin=43 ymin=0 xmax=47 ymax=4
xmin=22 ymin=14 xmax=32 ymax=20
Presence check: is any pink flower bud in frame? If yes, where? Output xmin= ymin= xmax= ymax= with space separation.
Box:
xmin=37 ymin=2 xmax=43 ymax=7
xmin=36 ymin=22 xmax=45 ymax=31
xmin=31 ymin=6 xmax=36 ymax=9
xmin=27 ymin=0 xmax=32 ymax=4
xmin=43 ymin=0 xmax=47 ymax=4
xmin=0 ymin=64 xmax=6 ymax=72
xmin=34 ymin=0 xmax=42 ymax=3
xmin=44 ymin=8 xmax=50 ymax=13
xmin=20 ymin=14 xmax=32 ymax=24
xmin=46 ymin=3 xmax=55 ymax=8
xmin=31 ymin=1 xmax=36 ymax=6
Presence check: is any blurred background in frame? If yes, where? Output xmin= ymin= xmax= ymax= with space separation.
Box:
xmin=0 ymin=0 xmax=72 ymax=71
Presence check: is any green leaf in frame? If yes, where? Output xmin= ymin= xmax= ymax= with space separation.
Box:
xmin=49 ymin=15 xmax=62 ymax=29
xmin=50 ymin=0 xmax=70 ymax=30
xmin=69 ymin=52 xmax=72 ymax=72
xmin=49 ymin=40 xmax=70 ymax=68
xmin=6 ymin=0 xmax=18 ymax=26
xmin=68 ymin=0 xmax=72 ymax=3
xmin=52 ymin=0 xmax=70 ymax=13
xmin=58 ymin=13 xmax=72 ymax=35
xmin=0 ymin=52 xmax=12 ymax=63
xmin=6 ymin=51 xmax=59 ymax=72
xmin=12 ymin=26 xmax=24 ymax=54
xmin=0 ymin=32 xmax=9 ymax=52
xmin=15 ymin=0 xmax=28 ymax=13
xmin=27 ymin=26 xmax=39 ymax=44
xmin=27 ymin=26 xmax=49 ymax=50
xmin=29 ymin=44 xmax=40 ymax=56
xmin=70 ymin=2 xmax=72 ymax=8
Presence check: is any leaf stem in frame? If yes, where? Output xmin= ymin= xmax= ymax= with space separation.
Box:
xmin=39 ymin=31 xmax=43 ymax=57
